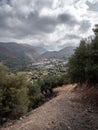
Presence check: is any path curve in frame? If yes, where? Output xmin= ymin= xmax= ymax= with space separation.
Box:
xmin=1 ymin=84 xmax=98 ymax=130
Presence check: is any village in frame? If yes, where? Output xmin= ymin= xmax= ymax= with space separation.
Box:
xmin=27 ymin=58 xmax=68 ymax=80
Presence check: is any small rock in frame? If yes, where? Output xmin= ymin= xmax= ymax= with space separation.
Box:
xmin=19 ymin=117 xmax=23 ymax=120
xmin=67 ymin=126 xmax=71 ymax=130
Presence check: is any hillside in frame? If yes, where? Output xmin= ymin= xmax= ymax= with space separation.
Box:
xmin=0 ymin=42 xmax=75 ymax=69
xmin=40 ymin=46 xmax=75 ymax=59
xmin=0 ymin=42 xmax=46 ymax=68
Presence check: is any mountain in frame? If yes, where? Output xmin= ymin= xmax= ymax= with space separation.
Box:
xmin=33 ymin=46 xmax=47 ymax=54
xmin=0 ymin=42 xmax=46 ymax=69
xmin=0 ymin=42 xmax=75 ymax=69
xmin=23 ymin=44 xmax=47 ymax=54
xmin=40 ymin=46 xmax=75 ymax=59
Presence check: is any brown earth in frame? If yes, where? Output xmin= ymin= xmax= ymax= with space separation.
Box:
xmin=1 ymin=84 xmax=98 ymax=130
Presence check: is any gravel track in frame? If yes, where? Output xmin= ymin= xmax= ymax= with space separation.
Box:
xmin=1 ymin=84 xmax=98 ymax=130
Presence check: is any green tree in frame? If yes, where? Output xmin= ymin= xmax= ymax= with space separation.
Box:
xmin=67 ymin=24 xmax=98 ymax=85
xmin=67 ymin=39 xmax=87 ymax=83
xmin=85 ymin=24 xmax=98 ymax=84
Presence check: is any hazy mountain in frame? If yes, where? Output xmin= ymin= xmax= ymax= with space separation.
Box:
xmin=33 ymin=46 xmax=47 ymax=54
xmin=0 ymin=42 xmax=75 ymax=69
xmin=40 ymin=46 xmax=75 ymax=59
xmin=0 ymin=42 xmax=46 ymax=68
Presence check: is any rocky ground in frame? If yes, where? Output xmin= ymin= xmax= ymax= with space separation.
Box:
xmin=1 ymin=84 xmax=98 ymax=130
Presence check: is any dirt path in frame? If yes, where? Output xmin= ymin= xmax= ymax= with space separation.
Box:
xmin=1 ymin=84 xmax=98 ymax=130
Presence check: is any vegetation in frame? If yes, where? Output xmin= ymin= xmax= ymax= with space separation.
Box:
xmin=1 ymin=23 xmax=98 ymax=124
xmin=0 ymin=63 xmax=30 ymax=121
xmin=67 ymin=24 xmax=98 ymax=85
xmin=37 ymin=74 xmax=65 ymax=94
xmin=0 ymin=62 xmax=65 ymax=123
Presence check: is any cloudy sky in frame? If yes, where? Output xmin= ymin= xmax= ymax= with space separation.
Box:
xmin=0 ymin=0 xmax=98 ymax=50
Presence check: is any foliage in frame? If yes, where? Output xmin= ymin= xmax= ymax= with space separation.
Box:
xmin=0 ymin=63 xmax=29 ymax=121
xmin=37 ymin=74 xmax=65 ymax=94
xmin=67 ymin=25 xmax=98 ymax=85
xmin=28 ymin=82 xmax=42 ymax=109
xmin=0 ymin=63 xmax=65 ymax=122
xmin=67 ymin=40 xmax=87 ymax=83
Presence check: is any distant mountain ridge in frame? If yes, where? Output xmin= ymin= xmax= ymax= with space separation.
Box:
xmin=0 ymin=42 xmax=47 ymax=68
xmin=0 ymin=42 xmax=75 ymax=69
xmin=40 ymin=46 xmax=75 ymax=59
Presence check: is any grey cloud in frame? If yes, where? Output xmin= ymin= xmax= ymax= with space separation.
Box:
xmin=0 ymin=4 xmax=14 ymax=34
xmin=65 ymin=34 xmax=81 ymax=39
xmin=55 ymin=33 xmax=81 ymax=48
xmin=58 ymin=13 xmax=79 ymax=26
xmin=0 ymin=5 xmax=57 ymax=39
xmin=27 ymin=12 xmax=57 ymax=34
xmin=19 ymin=11 xmax=80 ymax=36
xmin=58 ymin=42 xmax=78 ymax=49
xmin=34 ymin=0 xmax=52 ymax=10
xmin=0 ymin=2 xmax=80 ymax=40
xmin=0 ymin=0 xmax=94 ymax=50
xmin=0 ymin=0 xmax=84 ymax=40
xmin=79 ymin=20 xmax=91 ymax=32
xmin=87 ymin=1 xmax=98 ymax=12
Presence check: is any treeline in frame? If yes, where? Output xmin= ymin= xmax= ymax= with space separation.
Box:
xmin=67 ymin=25 xmax=98 ymax=85
xmin=0 ymin=62 xmax=65 ymax=123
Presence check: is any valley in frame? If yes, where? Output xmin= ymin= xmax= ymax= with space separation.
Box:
xmin=0 ymin=42 xmax=75 ymax=70
xmin=0 ymin=1 xmax=98 ymax=129
xmin=27 ymin=58 xmax=67 ymax=80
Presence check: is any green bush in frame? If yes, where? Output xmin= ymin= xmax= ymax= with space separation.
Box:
xmin=37 ymin=74 xmax=65 ymax=95
xmin=0 ymin=63 xmax=29 ymax=120
xmin=28 ymin=82 xmax=42 ymax=109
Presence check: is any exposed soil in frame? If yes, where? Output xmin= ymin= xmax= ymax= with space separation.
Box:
xmin=1 ymin=84 xmax=98 ymax=130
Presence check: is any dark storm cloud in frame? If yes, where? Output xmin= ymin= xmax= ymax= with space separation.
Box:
xmin=25 ymin=12 xmax=80 ymax=36
xmin=0 ymin=2 xmax=80 ymax=40
xmin=58 ymin=13 xmax=79 ymax=26
xmin=0 ymin=0 xmax=95 ymax=50
xmin=57 ymin=13 xmax=91 ymax=33
xmin=0 ymin=6 xmax=57 ymax=39
xmin=26 ymin=12 xmax=57 ymax=34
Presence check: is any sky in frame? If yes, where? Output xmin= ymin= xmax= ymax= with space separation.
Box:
xmin=0 ymin=0 xmax=98 ymax=50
